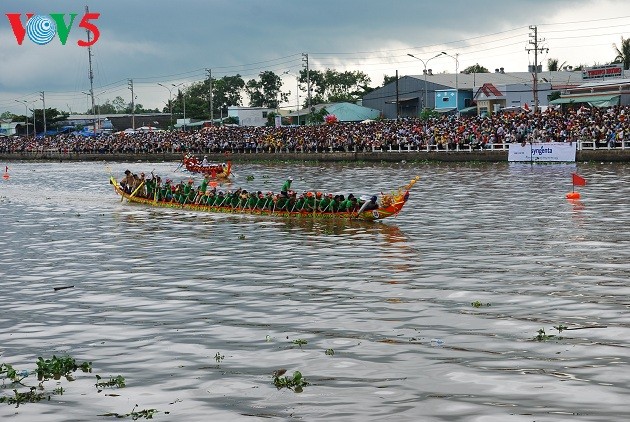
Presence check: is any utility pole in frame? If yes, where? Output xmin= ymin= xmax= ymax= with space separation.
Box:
xmin=128 ymin=79 xmax=135 ymax=130
xmin=206 ymin=68 xmax=213 ymax=122
xmin=86 ymin=5 xmax=96 ymax=131
xmin=302 ymin=53 xmax=311 ymax=124
xmin=526 ymin=25 xmax=547 ymax=112
xmin=395 ymin=70 xmax=400 ymax=119
xmin=41 ymin=91 xmax=46 ymax=135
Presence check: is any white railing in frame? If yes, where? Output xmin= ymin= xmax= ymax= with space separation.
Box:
xmin=577 ymin=140 xmax=630 ymax=150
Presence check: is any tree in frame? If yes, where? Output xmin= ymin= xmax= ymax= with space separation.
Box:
xmin=171 ymin=82 xmax=208 ymax=119
xmin=112 ymin=96 xmax=127 ymax=113
xmin=297 ymin=68 xmax=371 ymax=105
xmin=246 ymin=71 xmax=287 ymax=108
xmin=547 ymin=58 xmax=567 ymax=71
xmin=461 ymin=64 xmax=489 ymax=74
xmin=612 ymin=36 xmax=630 ymax=70
xmin=383 ymin=75 xmax=398 ymax=86
xmin=547 ymin=91 xmax=561 ymax=102
xmin=31 ymin=108 xmax=69 ymax=133
xmin=1 ymin=111 xmax=16 ymax=121
xmin=211 ymin=74 xmax=245 ymax=116
xmin=95 ymin=100 xmax=117 ymax=114
xmin=298 ymin=69 xmax=326 ymax=106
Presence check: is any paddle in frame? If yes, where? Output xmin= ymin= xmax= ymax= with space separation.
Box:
xmin=129 ymin=181 xmax=145 ymax=198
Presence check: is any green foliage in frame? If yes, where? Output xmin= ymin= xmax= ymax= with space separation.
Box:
xmin=32 ymin=108 xmax=70 ymax=133
xmin=36 ymin=355 xmax=91 ymax=381
xmin=547 ymin=58 xmax=568 ymax=72
xmin=0 ymin=387 xmax=47 ymax=405
xmin=462 ymin=63 xmax=489 ymax=74
xmin=534 ymin=325 xmax=567 ymax=341
xmin=0 ymin=363 xmax=22 ymax=383
xmin=612 ymin=36 xmax=630 ymax=70
xmin=1 ymin=356 xmax=91 ymax=406
xmin=325 ymin=348 xmax=335 ymax=356
xmin=214 ymin=352 xmax=225 ymax=363
xmin=548 ymin=91 xmax=561 ymax=102
xmin=95 ymin=374 xmax=126 ymax=391
xmin=0 ymin=110 xmax=15 ymax=120
xmin=1 ymin=356 xmax=162 ymax=418
xmin=471 ymin=301 xmax=491 ymax=308
xmin=419 ymin=108 xmax=440 ymax=120
xmin=99 ymin=404 xmax=161 ymax=420
xmin=212 ymin=75 xmax=245 ymax=115
xmin=298 ymin=68 xmax=371 ymax=105
xmin=307 ymin=107 xmax=328 ymax=125
xmin=554 ymin=324 xmax=568 ymax=333
xmin=292 ymin=339 xmax=308 ymax=348
xmin=272 ymin=370 xmax=308 ymax=392
xmin=246 ymin=70 xmax=287 ymax=108
xmin=383 ymin=75 xmax=398 ymax=86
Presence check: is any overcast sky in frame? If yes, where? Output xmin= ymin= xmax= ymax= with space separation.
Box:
xmin=1 ymin=0 xmax=628 ymax=116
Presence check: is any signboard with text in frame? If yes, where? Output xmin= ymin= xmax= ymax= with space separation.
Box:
xmin=582 ymin=64 xmax=623 ymax=80
xmin=508 ymin=142 xmax=577 ymax=162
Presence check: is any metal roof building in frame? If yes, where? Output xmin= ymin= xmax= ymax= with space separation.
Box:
xmin=362 ymin=70 xmax=604 ymax=119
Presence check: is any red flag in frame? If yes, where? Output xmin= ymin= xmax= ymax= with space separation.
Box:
xmin=572 ymin=173 xmax=586 ymax=186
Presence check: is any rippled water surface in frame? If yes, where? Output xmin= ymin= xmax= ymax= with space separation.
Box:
xmin=1 ymin=160 xmax=629 ymax=421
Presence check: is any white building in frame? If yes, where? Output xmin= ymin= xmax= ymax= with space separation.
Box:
xmin=228 ymin=106 xmax=275 ymax=127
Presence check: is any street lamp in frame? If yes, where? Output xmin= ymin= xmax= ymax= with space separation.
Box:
xmin=15 ymin=99 xmax=29 ymax=137
xmin=284 ymin=70 xmax=300 ymax=125
xmin=407 ymin=52 xmax=445 ymax=111
xmin=441 ymin=52 xmax=460 ymax=111
xmin=93 ymin=90 xmax=107 ymax=133
xmin=170 ymin=82 xmax=186 ymax=131
xmin=157 ymin=82 xmax=174 ymax=129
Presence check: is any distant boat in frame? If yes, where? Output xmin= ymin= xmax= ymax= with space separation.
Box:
xmin=182 ymin=154 xmax=232 ymax=179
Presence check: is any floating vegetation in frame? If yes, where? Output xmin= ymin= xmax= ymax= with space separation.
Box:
xmin=272 ymin=370 xmax=308 ymax=393
xmin=1 ymin=355 xmax=159 ymax=419
xmin=238 ymin=234 xmax=246 ymax=240
xmin=534 ymin=325 xmax=566 ymax=342
xmin=99 ymin=404 xmax=163 ymax=420
xmin=95 ymin=375 xmax=126 ymax=392
xmin=246 ymin=175 xmax=255 ymax=181
xmin=292 ymin=339 xmax=308 ymax=348
xmin=214 ymin=352 xmax=225 ymax=363
xmin=325 ymin=348 xmax=335 ymax=356
xmin=36 ymin=355 xmax=92 ymax=381
xmin=0 ymin=387 xmax=47 ymax=405
xmin=471 ymin=301 xmax=491 ymax=308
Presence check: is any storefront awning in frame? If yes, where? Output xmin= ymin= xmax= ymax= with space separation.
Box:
xmin=549 ymin=94 xmax=620 ymax=108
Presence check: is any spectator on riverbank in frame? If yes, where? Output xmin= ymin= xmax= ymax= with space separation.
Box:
xmin=2 ymin=105 xmax=630 ymax=154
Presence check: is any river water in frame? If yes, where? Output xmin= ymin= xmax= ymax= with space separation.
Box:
xmin=0 ymin=160 xmax=628 ymax=422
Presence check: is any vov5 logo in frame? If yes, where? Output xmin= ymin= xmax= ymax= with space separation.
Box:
xmin=6 ymin=12 xmax=100 ymax=46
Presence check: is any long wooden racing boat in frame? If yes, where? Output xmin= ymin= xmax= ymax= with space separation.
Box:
xmin=110 ymin=175 xmax=419 ymax=222
xmin=182 ymin=154 xmax=231 ymax=179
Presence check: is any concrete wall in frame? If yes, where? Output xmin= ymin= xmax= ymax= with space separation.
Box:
xmin=2 ymin=149 xmax=630 ymax=163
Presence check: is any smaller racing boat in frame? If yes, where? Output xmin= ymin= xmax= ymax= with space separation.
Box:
xmin=182 ymin=154 xmax=232 ymax=179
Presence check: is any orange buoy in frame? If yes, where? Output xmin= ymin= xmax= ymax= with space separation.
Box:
xmin=566 ymin=192 xmax=580 ymax=199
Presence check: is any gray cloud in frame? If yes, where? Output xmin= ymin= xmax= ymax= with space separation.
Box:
xmin=1 ymin=0 xmax=627 ymax=114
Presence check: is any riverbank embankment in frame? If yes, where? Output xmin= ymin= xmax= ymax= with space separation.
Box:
xmin=2 ymin=149 xmax=630 ymax=163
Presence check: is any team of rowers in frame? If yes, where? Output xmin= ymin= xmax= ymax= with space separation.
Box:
xmin=119 ymin=171 xmax=379 ymax=214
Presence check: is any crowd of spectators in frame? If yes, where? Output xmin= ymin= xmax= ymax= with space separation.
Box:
xmin=1 ymin=105 xmax=628 ymax=155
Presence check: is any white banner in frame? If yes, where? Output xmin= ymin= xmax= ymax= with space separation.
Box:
xmin=508 ymin=142 xmax=576 ymax=162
